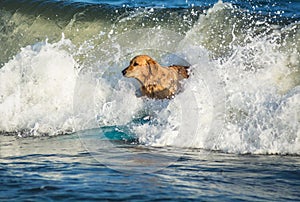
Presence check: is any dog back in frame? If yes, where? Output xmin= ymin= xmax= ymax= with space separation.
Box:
xmin=169 ymin=65 xmax=189 ymax=79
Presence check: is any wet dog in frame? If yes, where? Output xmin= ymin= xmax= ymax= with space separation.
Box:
xmin=122 ymin=55 xmax=189 ymax=99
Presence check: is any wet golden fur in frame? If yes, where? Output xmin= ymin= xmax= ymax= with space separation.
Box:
xmin=122 ymin=55 xmax=189 ymax=99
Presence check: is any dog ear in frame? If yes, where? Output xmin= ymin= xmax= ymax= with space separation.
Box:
xmin=147 ymin=58 xmax=159 ymax=75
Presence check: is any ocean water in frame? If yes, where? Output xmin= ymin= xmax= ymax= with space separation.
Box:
xmin=0 ymin=0 xmax=300 ymax=201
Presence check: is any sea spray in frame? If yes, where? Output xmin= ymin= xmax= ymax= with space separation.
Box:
xmin=0 ymin=0 xmax=299 ymax=155
xmin=0 ymin=38 xmax=78 ymax=136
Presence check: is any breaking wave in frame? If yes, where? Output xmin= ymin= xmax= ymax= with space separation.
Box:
xmin=0 ymin=0 xmax=299 ymax=155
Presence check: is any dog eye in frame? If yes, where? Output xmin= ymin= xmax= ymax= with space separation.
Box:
xmin=133 ymin=62 xmax=138 ymax=66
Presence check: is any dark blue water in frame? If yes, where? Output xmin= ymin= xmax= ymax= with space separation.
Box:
xmin=69 ymin=0 xmax=300 ymax=18
xmin=1 ymin=134 xmax=300 ymax=201
xmin=1 ymin=0 xmax=300 ymax=201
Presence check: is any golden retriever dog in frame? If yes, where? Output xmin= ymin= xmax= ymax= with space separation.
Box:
xmin=122 ymin=55 xmax=189 ymax=99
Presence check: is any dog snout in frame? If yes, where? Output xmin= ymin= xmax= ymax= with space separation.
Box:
xmin=122 ymin=68 xmax=127 ymax=76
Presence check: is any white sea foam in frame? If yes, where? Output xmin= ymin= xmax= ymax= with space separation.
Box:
xmin=0 ymin=1 xmax=299 ymax=155
xmin=0 ymin=39 xmax=78 ymax=136
xmin=129 ymin=1 xmax=300 ymax=154
xmin=174 ymin=1 xmax=299 ymax=154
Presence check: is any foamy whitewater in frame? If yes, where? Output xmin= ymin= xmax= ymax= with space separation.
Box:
xmin=0 ymin=1 xmax=299 ymax=155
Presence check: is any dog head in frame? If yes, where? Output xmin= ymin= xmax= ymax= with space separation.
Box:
xmin=122 ymin=55 xmax=158 ymax=80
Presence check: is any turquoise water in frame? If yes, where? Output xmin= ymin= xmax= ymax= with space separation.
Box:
xmin=0 ymin=0 xmax=300 ymax=201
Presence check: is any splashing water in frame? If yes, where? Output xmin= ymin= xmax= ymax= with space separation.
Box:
xmin=0 ymin=0 xmax=299 ymax=155
xmin=0 ymin=38 xmax=78 ymax=136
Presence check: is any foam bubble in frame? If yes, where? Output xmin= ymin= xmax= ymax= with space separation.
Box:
xmin=0 ymin=1 xmax=299 ymax=155
xmin=0 ymin=39 xmax=78 ymax=136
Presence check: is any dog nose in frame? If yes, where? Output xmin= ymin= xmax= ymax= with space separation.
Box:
xmin=122 ymin=68 xmax=127 ymax=76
